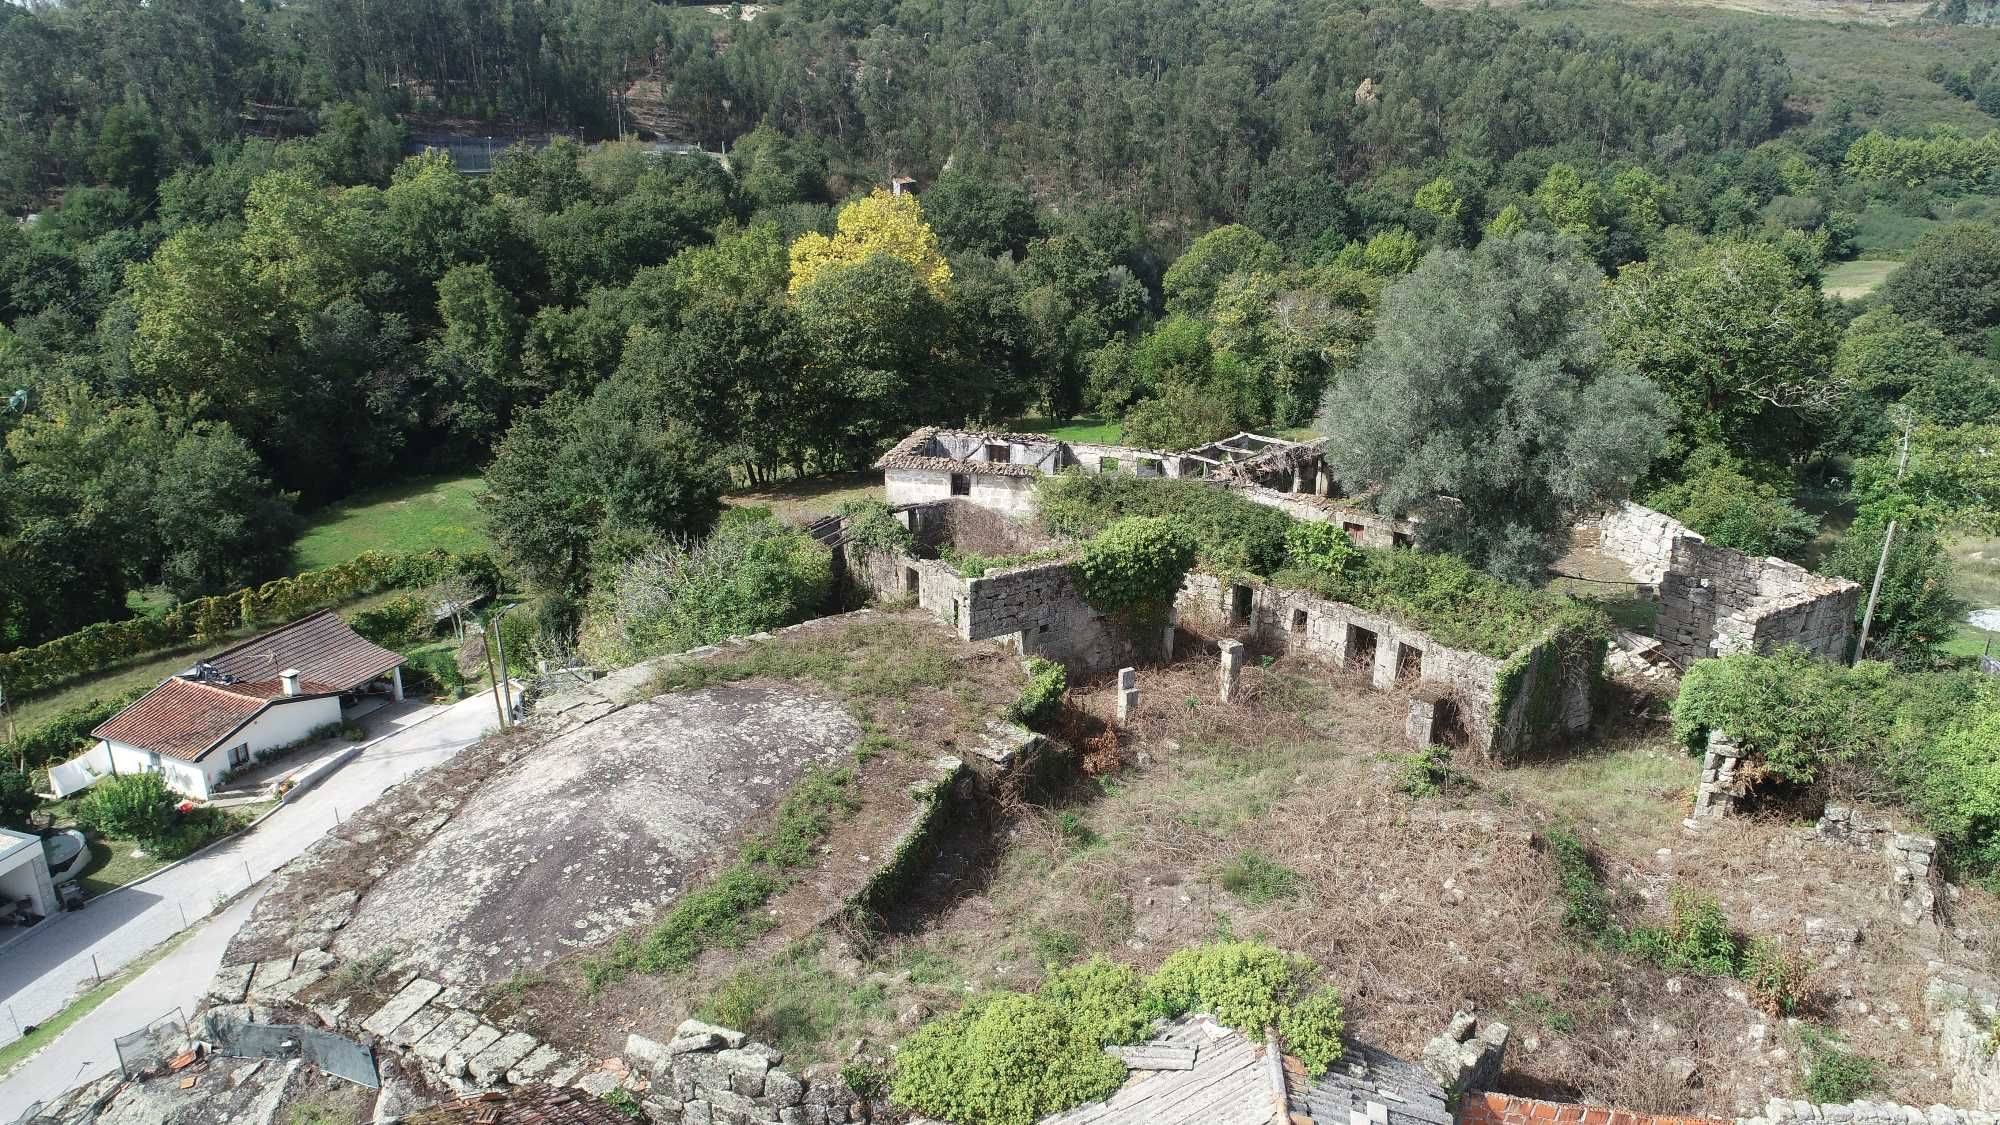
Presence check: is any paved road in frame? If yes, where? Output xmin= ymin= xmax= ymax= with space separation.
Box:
xmin=0 ymin=886 xmax=269 ymax=1120
xmin=0 ymin=687 xmax=515 ymax=1057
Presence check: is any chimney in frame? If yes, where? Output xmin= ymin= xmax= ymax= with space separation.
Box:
xmin=280 ymin=669 xmax=302 ymax=697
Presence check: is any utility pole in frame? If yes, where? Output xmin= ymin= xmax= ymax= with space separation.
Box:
xmin=490 ymin=603 xmax=513 ymax=727
xmin=1855 ymin=417 xmax=1914 ymax=666
xmin=479 ymin=622 xmax=507 ymax=730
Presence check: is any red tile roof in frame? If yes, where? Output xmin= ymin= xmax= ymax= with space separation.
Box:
xmin=91 ymin=611 xmax=404 ymax=762
xmin=91 ymin=678 xmax=271 ymax=762
xmin=203 ymin=609 xmax=404 ymax=695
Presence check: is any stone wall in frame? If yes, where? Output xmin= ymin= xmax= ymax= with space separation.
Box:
xmin=1175 ymin=572 xmax=1592 ymax=762
xmin=1926 ymin=974 xmax=2000 ymax=1110
xmin=1232 ymin=484 xmax=1417 ymax=550
xmin=624 ymin=1020 xmax=867 ymax=1125
xmin=1657 ymin=538 xmax=1858 ymax=666
xmin=847 ymin=544 xmax=1153 ymax=675
xmin=1687 ymin=731 xmax=1747 ymax=826
xmin=1817 ymin=804 xmax=1940 ymax=928
xmin=1744 ymin=1097 xmax=2000 ymax=1125
xmin=1589 ymin=501 xmax=1695 ymax=585
xmin=883 ymin=466 xmax=1039 ymax=516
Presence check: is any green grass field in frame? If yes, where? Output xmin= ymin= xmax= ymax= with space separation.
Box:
xmin=1006 ymin=416 xmax=1125 ymax=444
xmin=293 ymin=475 xmax=490 ymax=570
xmin=1946 ymin=535 xmax=2000 ymax=662
xmin=1822 ymin=259 xmax=1900 ymax=301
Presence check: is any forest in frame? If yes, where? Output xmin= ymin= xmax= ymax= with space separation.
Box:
xmin=0 ymin=0 xmax=1997 ymax=675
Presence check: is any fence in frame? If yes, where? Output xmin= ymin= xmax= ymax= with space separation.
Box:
xmin=113 ymin=1007 xmax=186 ymax=1078
xmin=207 ymin=1014 xmax=378 ymax=1087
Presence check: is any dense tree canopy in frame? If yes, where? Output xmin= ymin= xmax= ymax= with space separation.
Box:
xmin=1319 ymin=234 xmax=1668 ymax=584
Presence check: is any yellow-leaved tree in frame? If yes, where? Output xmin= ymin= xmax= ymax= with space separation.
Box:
xmin=787 ymin=188 xmax=953 ymax=297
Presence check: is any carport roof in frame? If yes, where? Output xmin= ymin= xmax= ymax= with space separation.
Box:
xmin=0 ymin=828 xmax=42 ymax=869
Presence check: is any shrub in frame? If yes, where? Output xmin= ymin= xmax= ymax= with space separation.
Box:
xmin=890 ymin=991 xmax=1129 ymax=1125
xmin=0 ymin=770 xmax=38 ymax=830
xmin=1742 ymin=936 xmax=1813 ymax=1015
xmin=1069 ymin=516 xmax=1198 ymax=625
xmin=1036 ymin=474 xmax=1290 ymax=576
xmin=1009 ymin=657 xmax=1067 ymax=729
xmin=1145 ymin=940 xmax=1317 ymax=1036
xmin=1217 ymin=851 xmax=1302 ymax=905
xmin=1037 ymin=956 xmax=1154 ymax=1045
xmin=838 ymin=499 xmax=915 ymax=554
xmin=1547 ymin=828 xmax=1612 ymax=936
xmin=891 ymin=940 xmax=1346 ymax=1124
xmin=346 ymin=594 xmax=433 ymax=649
xmin=602 ymin=508 xmax=833 ymax=662
xmin=1276 ymin=987 xmax=1347 ymax=1072
xmin=1284 ymin=521 xmax=1359 ymax=577
xmin=1654 ymin=887 xmax=1741 ymax=975
xmin=1641 ymin=445 xmax=1819 ymax=560
xmin=1398 ymin=745 xmax=1459 ymax=799
xmin=1799 ymin=1026 xmax=1880 ymax=1102
xmin=77 ymin=773 xmax=178 ymax=841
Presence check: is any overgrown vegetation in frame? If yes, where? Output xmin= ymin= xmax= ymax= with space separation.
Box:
xmin=75 ymin=773 xmax=242 ymax=860
xmin=837 ymin=500 xmax=915 ymax=555
xmin=1798 ymin=1026 xmax=1882 ymax=1102
xmin=891 ymin=942 xmax=1343 ymax=1125
xmin=587 ymin=507 xmax=832 ymax=664
xmin=1069 ymin=516 xmax=1199 ymax=627
xmin=1674 ymin=649 xmax=2000 ymax=873
xmin=1009 ymin=657 xmax=1067 ymax=729
xmin=1548 ymin=828 xmax=1812 ymax=1014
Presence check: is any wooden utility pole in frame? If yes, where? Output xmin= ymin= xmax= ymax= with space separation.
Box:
xmin=490 ymin=605 xmax=512 ymax=728
xmin=1855 ymin=418 xmax=1914 ymax=665
xmin=480 ymin=622 xmax=507 ymax=730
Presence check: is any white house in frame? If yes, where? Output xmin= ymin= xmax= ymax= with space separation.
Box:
xmin=0 ymin=829 xmax=58 ymax=922
xmin=55 ymin=610 xmax=406 ymax=801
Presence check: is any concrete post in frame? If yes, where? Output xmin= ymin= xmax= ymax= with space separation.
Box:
xmin=1161 ymin=608 xmax=1178 ymax=662
xmin=391 ymin=666 xmax=405 ymax=703
xmin=1217 ymin=640 xmax=1244 ymax=703
xmin=1115 ymin=667 xmax=1138 ymax=725
xmin=1290 ymin=465 xmax=1303 ymax=493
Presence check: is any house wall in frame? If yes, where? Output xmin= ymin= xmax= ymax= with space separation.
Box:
xmin=1064 ymin=442 xmax=1197 ymax=479
xmin=92 ymin=695 xmax=342 ymax=800
xmin=1176 ymin=572 xmax=1591 ymax=762
xmin=1657 ymin=538 xmax=1857 ymax=665
xmin=1232 ymin=485 xmax=1416 ymax=550
xmin=884 ymin=467 xmax=1038 ymax=517
xmin=1587 ymin=501 xmax=1693 ymax=585
xmin=847 ymin=545 xmax=1154 ymax=674
xmin=0 ymin=834 xmax=57 ymax=917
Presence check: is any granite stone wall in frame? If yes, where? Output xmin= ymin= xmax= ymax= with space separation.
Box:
xmin=1175 ymin=572 xmax=1591 ymax=762
xmin=1657 ymin=538 xmax=1858 ymax=666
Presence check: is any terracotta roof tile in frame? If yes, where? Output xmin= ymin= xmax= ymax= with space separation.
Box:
xmin=91 ymin=678 xmax=270 ymax=761
xmin=91 ymin=611 xmax=404 ymax=761
xmin=204 ymin=609 xmax=403 ymax=691
xmin=873 ymin=426 xmax=1045 ymax=478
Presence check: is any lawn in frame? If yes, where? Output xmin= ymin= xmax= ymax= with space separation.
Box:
xmin=725 ymin=470 xmax=882 ymax=525
xmin=1821 ymin=259 xmax=1900 ymax=301
xmin=1946 ymin=535 xmax=2000 ymax=663
xmin=292 ymin=475 xmax=490 ymax=570
xmin=1006 ymin=415 xmax=1125 ymax=444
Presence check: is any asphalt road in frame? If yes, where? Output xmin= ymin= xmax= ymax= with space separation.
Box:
xmin=0 ymin=686 xmax=514 ymax=1117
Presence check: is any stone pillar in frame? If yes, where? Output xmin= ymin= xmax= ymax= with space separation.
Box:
xmin=1891 ymin=833 xmax=1938 ymax=927
xmin=1217 ymin=641 xmax=1243 ymax=702
xmin=1290 ymin=465 xmax=1304 ymax=494
xmin=1162 ymin=608 xmax=1178 ymax=662
xmin=1405 ymin=693 xmax=1439 ymax=747
xmin=1685 ymin=730 xmax=1745 ymax=829
xmin=1315 ymin=460 xmax=1331 ymax=497
xmin=1115 ymin=667 xmax=1138 ymax=724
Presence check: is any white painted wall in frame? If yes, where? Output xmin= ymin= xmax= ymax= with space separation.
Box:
xmin=884 ymin=467 xmax=1037 ymax=516
xmin=75 ymin=695 xmax=342 ymax=801
xmin=0 ymin=831 xmax=57 ymax=917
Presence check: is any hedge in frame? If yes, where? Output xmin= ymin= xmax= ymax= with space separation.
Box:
xmin=0 ymin=551 xmax=498 ymax=700
xmin=2 ymin=690 xmax=146 ymax=771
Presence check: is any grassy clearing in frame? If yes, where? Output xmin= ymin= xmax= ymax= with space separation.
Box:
xmin=1821 ymin=259 xmax=1900 ymax=301
xmin=725 ymin=470 xmax=881 ymax=525
xmin=1492 ymin=0 xmax=2000 ymax=134
xmin=1007 ymin=416 xmax=1125 ymax=444
xmin=292 ymin=475 xmax=490 ymax=570
xmin=7 ymin=589 xmax=415 ymax=730
xmin=0 ymin=925 xmax=195 ymax=1079
xmin=1947 ymin=535 xmax=2000 ymax=662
